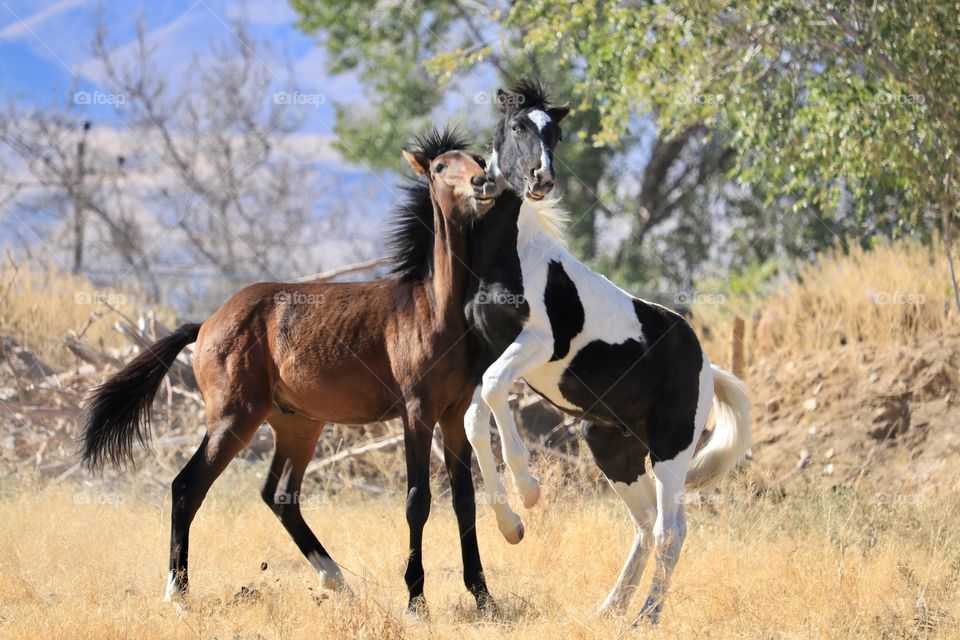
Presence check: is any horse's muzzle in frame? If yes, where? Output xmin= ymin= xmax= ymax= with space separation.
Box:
xmin=526 ymin=179 xmax=555 ymax=201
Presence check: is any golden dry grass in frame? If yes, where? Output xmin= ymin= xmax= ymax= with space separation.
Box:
xmin=693 ymin=239 xmax=952 ymax=363
xmin=1 ymin=463 xmax=958 ymax=639
xmin=0 ymin=260 xmax=175 ymax=368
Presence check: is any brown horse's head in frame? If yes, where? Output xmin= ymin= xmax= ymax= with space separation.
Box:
xmin=402 ymin=147 xmax=497 ymax=220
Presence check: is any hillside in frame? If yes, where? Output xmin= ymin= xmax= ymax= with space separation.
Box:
xmin=1 ymin=240 xmax=956 ymax=495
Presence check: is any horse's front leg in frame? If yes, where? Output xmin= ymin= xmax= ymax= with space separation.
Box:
xmin=465 ymin=386 xmax=524 ymax=544
xmin=480 ymin=329 xmax=553 ymax=508
xmin=438 ymin=407 xmax=496 ymax=612
xmin=401 ymin=399 xmax=437 ymax=617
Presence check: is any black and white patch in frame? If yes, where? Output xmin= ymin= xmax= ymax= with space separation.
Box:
xmin=580 ymin=420 xmax=648 ymax=484
xmin=543 ymin=260 xmax=584 ymax=361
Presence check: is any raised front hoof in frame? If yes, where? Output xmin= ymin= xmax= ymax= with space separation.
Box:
xmin=406 ymin=595 xmax=430 ymax=621
xmin=500 ymin=520 xmax=524 ymax=545
xmin=520 ymin=481 xmax=541 ymax=509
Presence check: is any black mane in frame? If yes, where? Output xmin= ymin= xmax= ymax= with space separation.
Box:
xmin=385 ymin=128 xmax=470 ymax=282
xmin=509 ymin=77 xmax=552 ymax=111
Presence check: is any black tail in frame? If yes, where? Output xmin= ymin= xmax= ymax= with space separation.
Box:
xmin=81 ymin=322 xmax=202 ymax=470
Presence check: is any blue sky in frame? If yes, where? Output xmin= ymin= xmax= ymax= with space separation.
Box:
xmin=0 ymin=0 xmax=415 ymax=303
xmin=0 ymin=0 xmax=358 ymax=133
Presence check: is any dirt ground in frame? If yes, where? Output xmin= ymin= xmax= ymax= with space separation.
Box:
xmin=746 ymin=332 xmax=960 ymax=491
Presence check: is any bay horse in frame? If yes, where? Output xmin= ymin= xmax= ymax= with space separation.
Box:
xmin=80 ymin=130 xmax=499 ymax=614
xmin=463 ymin=81 xmax=751 ymax=623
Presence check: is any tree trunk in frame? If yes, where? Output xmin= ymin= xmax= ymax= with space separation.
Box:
xmin=943 ymin=203 xmax=960 ymax=318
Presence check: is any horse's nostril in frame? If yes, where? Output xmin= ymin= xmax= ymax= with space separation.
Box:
xmin=471 ymin=175 xmax=486 ymax=187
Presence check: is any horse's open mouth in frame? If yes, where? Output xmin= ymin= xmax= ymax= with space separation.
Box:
xmin=526 ymin=190 xmax=546 ymax=201
xmin=476 ymin=196 xmax=494 ymax=206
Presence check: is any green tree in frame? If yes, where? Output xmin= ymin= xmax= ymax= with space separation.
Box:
xmin=291 ymin=1 xmax=725 ymax=263
xmin=513 ymin=0 xmax=959 ymax=303
xmin=292 ymin=1 xmax=956 ymax=299
xmin=292 ymin=2 xmax=612 ymax=257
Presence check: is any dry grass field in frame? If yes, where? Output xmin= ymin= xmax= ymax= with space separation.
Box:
xmin=3 ymin=241 xmax=959 ymax=638
xmin=1 ymin=463 xmax=958 ymax=639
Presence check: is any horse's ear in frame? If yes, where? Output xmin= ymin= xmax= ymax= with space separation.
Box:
xmin=402 ymin=149 xmax=429 ymax=176
xmin=495 ymin=88 xmax=513 ymax=114
xmin=547 ymin=102 xmax=571 ymax=123
xmin=470 ymin=153 xmax=487 ymax=170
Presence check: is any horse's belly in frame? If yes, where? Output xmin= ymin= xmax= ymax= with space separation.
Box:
xmin=524 ymin=337 xmax=658 ymax=427
xmin=523 ymin=361 xmax=583 ymax=413
xmin=275 ymin=365 xmax=399 ymax=424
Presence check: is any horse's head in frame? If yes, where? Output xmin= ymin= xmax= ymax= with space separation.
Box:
xmin=490 ymin=78 xmax=570 ymax=201
xmin=403 ymin=130 xmax=496 ymax=222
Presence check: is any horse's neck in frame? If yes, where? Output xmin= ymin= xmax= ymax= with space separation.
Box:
xmin=470 ymin=191 xmax=523 ymax=279
xmin=515 ymin=200 xmax=564 ymax=257
xmin=429 ymin=202 xmax=470 ymax=326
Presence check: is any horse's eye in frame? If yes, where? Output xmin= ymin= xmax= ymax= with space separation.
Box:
xmin=434 ymin=163 xmax=445 ymax=173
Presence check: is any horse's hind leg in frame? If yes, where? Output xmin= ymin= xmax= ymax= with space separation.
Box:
xmin=261 ymin=417 xmax=347 ymax=592
xmin=638 ymin=452 xmax=689 ymax=625
xmin=581 ymin=421 xmax=656 ymax=616
xmin=638 ymin=362 xmax=714 ymax=624
xmin=601 ymin=476 xmax=656 ymax=614
xmin=165 ymin=405 xmax=266 ymax=601
xmin=439 ymin=407 xmax=495 ymax=612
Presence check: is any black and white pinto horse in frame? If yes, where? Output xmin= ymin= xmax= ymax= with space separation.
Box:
xmin=462 ymin=81 xmax=752 ymax=623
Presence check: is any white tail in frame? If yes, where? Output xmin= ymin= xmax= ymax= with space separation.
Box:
xmin=685 ymin=364 xmax=752 ymax=488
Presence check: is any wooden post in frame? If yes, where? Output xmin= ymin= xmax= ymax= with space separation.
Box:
xmin=731 ymin=316 xmax=745 ymax=379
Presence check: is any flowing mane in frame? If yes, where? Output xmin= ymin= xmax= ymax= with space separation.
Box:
xmin=509 ymin=77 xmax=552 ymax=111
xmin=523 ymin=196 xmax=570 ymax=241
xmin=386 ymin=128 xmax=471 ymax=281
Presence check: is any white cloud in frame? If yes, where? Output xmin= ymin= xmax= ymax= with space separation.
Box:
xmin=73 ymin=13 xmax=202 ymax=89
xmin=224 ymin=0 xmax=297 ymax=26
xmin=0 ymin=0 xmax=85 ymax=42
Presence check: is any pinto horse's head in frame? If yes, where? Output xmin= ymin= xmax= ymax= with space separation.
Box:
xmin=402 ymin=128 xmax=496 ymax=220
xmin=490 ymin=78 xmax=570 ymax=201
